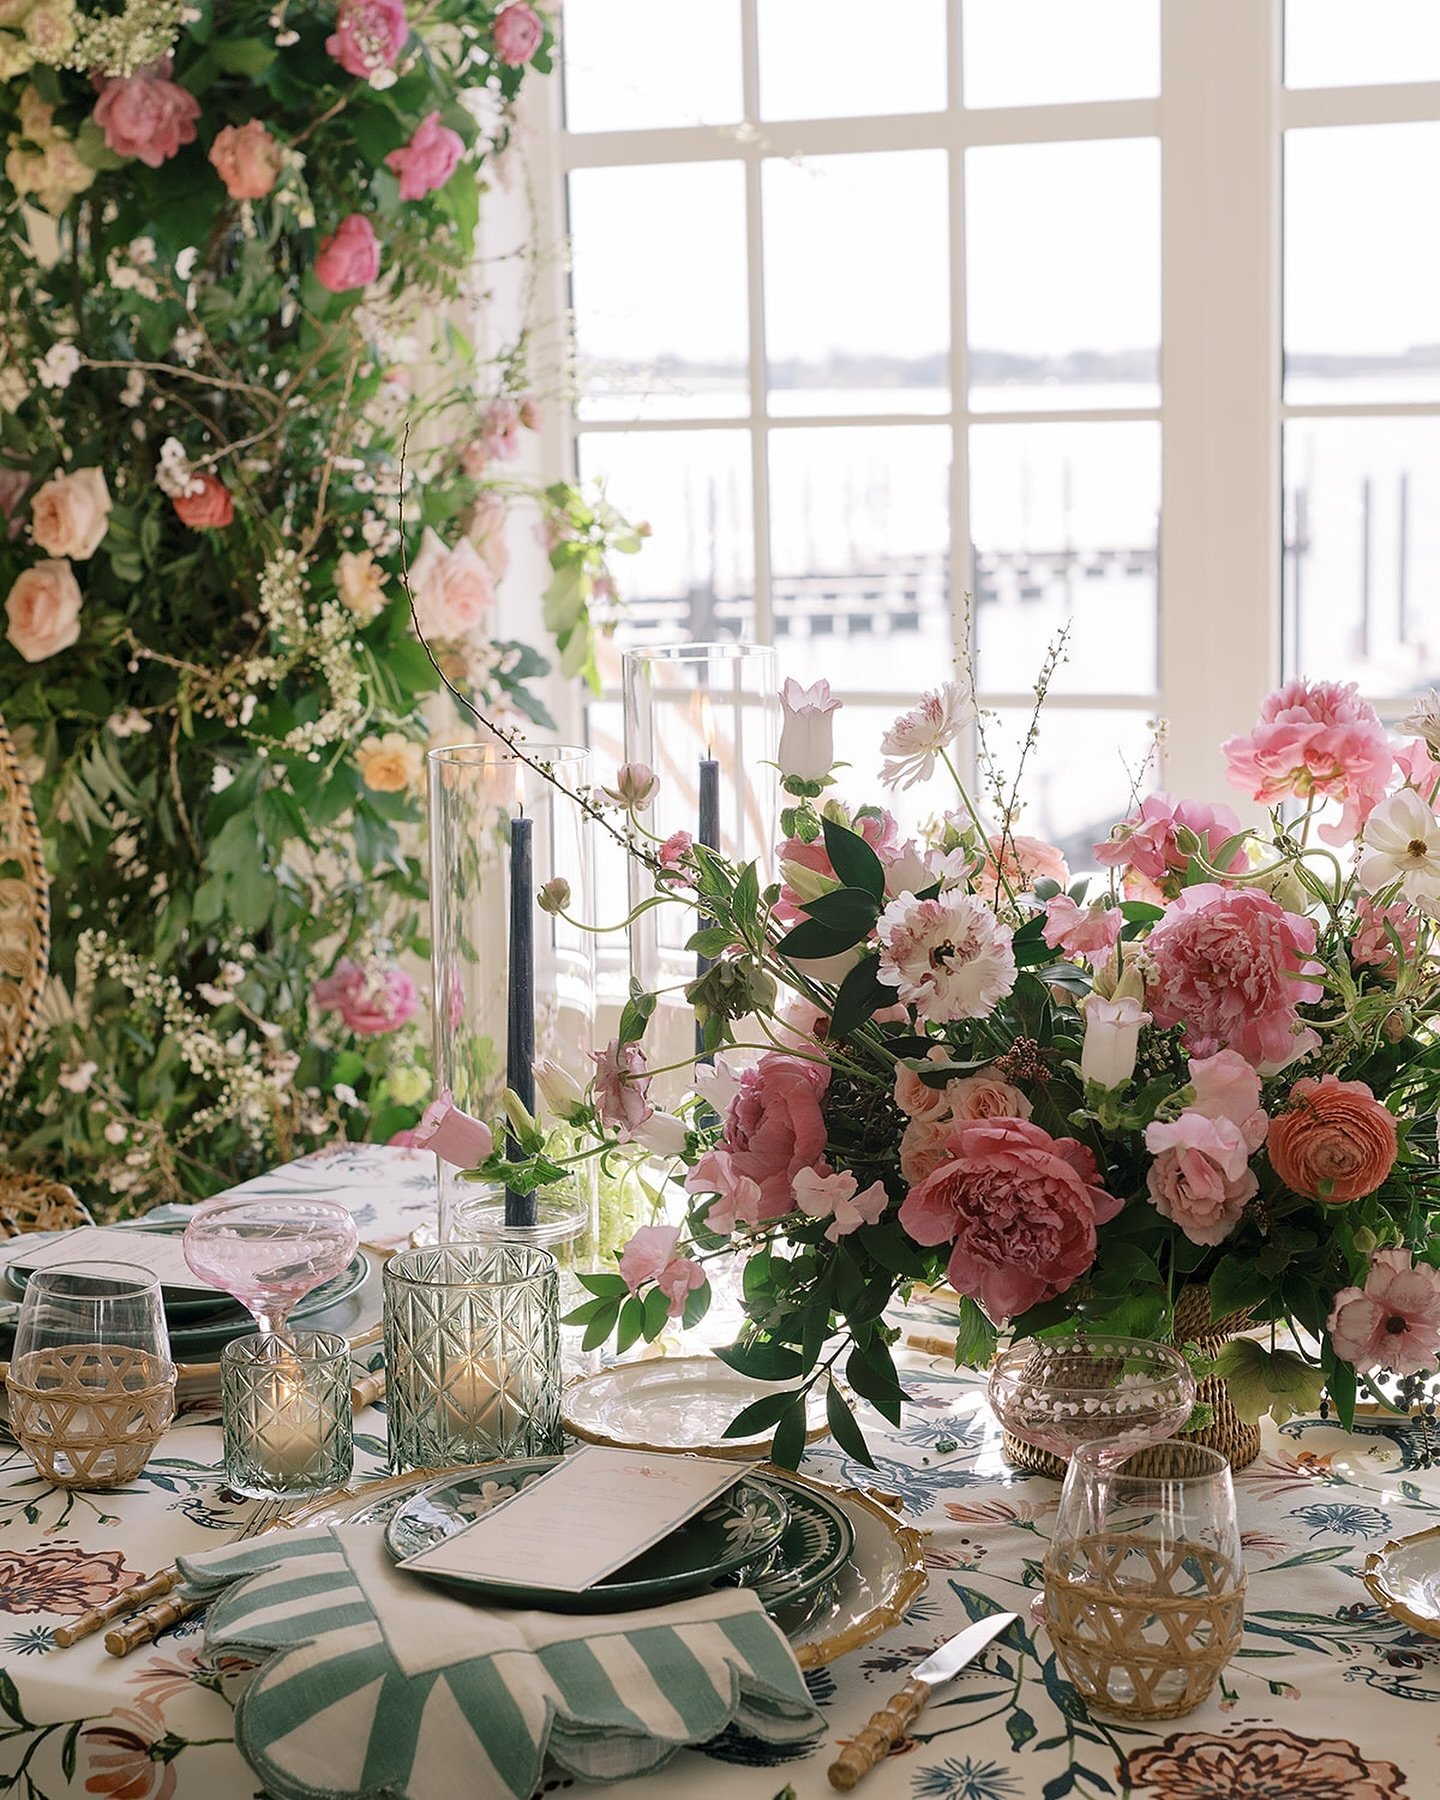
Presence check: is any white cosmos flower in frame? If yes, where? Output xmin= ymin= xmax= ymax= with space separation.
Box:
xmin=879 ymin=681 xmax=974 ymax=790
xmin=1357 ymin=786 xmax=1440 ymax=908
xmin=875 ymin=890 xmax=1016 ymax=1022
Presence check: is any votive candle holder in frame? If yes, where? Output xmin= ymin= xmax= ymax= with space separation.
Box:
xmin=220 ymin=1330 xmax=354 ymax=1500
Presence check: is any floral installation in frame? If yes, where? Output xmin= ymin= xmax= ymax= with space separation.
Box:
xmin=440 ymin=666 xmax=1440 ymax=1461
xmin=0 ymin=0 xmax=643 ymax=1209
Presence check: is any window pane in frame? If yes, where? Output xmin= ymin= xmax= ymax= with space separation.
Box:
xmin=569 ymin=164 xmax=749 ymax=421
xmin=562 ymin=0 xmax=743 ymax=132
xmin=1284 ymin=417 xmax=1440 ymax=698
xmin=768 ymin=425 xmax=953 ymax=691
xmin=578 ymin=430 xmax=755 ymax=678
xmin=971 ymin=422 xmax=1159 ymax=697
xmin=758 ymin=0 xmax=947 ymax=119
xmin=764 ymin=151 xmax=949 ymax=416
xmin=980 ymin=709 xmax=1159 ymax=871
xmin=1285 ymin=126 xmax=1440 ymax=404
xmin=963 ymin=0 xmax=1159 ymax=108
xmin=966 ymin=139 xmax=1160 ymax=410
xmin=1285 ymin=0 xmax=1440 ymax=88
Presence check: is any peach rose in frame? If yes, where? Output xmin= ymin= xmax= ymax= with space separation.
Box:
xmin=1268 ymin=1074 xmax=1398 ymax=1203
xmin=29 ymin=466 xmax=110 ymax=560
xmin=5 ymin=557 xmax=81 ymax=661
xmin=334 ymin=548 xmax=386 ymax=620
xmin=173 ymin=473 xmax=233 ymax=529
xmin=208 ymin=119 xmax=282 ymax=200
xmin=356 ymin=731 xmax=422 ymax=793
xmin=948 ymin=1072 xmax=1034 ymax=1123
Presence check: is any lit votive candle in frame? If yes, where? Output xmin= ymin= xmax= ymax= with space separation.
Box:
xmin=220 ymin=1331 xmax=353 ymax=1500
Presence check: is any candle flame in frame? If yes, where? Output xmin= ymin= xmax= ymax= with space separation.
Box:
xmin=694 ymin=691 xmax=716 ymax=758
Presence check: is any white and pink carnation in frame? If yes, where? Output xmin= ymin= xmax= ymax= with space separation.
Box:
xmin=876 ymin=890 xmax=1016 ymax=1023
xmin=879 ymin=682 xmax=973 ymax=790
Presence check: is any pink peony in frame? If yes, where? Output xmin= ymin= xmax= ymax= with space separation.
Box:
xmin=793 ymin=1168 xmax=889 ymax=1242
xmin=208 ymin=119 xmax=282 ymax=199
xmin=1350 ymin=895 xmax=1419 ymax=976
xmin=590 ymin=1039 xmax=653 ymax=1138
xmin=1094 ymin=793 xmax=1246 ymax=902
xmin=492 ymin=1 xmax=544 ymax=65
xmin=1042 ymin=894 xmax=1122 ymax=959
xmin=411 ymin=1088 xmax=493 ymax=1166
xmin=312 ymin=957 xmax=418 ymax=1035
xmin=5 ymin=558 xmax=81 ymax=662
xmin=93 ymin=59 xmax=200 ymax=169
xmin=899 ymin=1117 xmax=1121 ymax=1320
xmin=385 ymin=110 xmax=464 ymax=201
xmin=876 ymin=890 xmax=1016 ymax=1023
xmin=1328 ymin=1248 xmax=1440 ymax=1376
xmin=314 ymin=213 xmax=380 ymax=293
xmin=618 ymin=1224 xmax=705 ymax=1316
xmin=1223 ymin=678 xmax=1394 ymax=845
xmin=713 ymin=1051 xmax=830 ymax=1221
xmin=1145 ymin=883 xmax=1324 ymax=1071
xmin=1145 ymin=1110 xmax=1257 ymax=1247
xmin=976 ymin=834 xmax=1070 ymax=903
xmin=326 ymin=0 xmax=409 ymax=78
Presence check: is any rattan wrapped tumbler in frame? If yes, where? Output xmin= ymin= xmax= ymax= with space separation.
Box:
xmin=8 ymin=1344 xmax=175 ymax=1488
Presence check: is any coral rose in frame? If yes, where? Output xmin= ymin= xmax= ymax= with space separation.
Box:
xmin=899 ymin=1116 xmax=1121 ymax=1320
xmin=385 ymin=110 xmax=464 ymax=200
xmin=29 ymin=466 xmax=110 ymax=559
xmin=314 ymin=213 xmax=380 ymax=293
xmin=93 ymin=58 xmax=200 ymax=169
xmin=172 ymin=473 xmax=233 ymax=529
xmin=356 ymin=731 xmax=421 ymax=792
xmin=208 ymin=119 xmax=282 ymax=199
xmin=714 ymin=1051 xmax=830 ymax=1222
xmin=5 ymin=557 xmax=81 ymax=661
xmin=492 ymin=1 xmax=544 ymax=64
xmin=1268 ymin=1074 xmax=1398 ymax=1203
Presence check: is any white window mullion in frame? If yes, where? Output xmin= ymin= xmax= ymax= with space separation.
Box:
xmin=739 ymin=0 xmax=773 ymax=648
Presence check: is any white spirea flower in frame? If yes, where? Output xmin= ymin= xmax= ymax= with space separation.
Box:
xmin=879 ymin=681 xmax=974 ymax=790
xmin=174 ymin=246 xmax=198 ymax=280
xmin=0 ymin=365 xmax=27 ymax=412
xmin=107 ymin=708 xmax=152 ymax=737
xmin=155 ymin=435 xmax=201 ymax=498
xmin=119 ymin=368 xmax=144 ymax=407
xmin=876 ymin=890 xmax=1016 ymax=1022
xmin=1357 ymin=786 xmax=1440 ymax=908
xmin=35 ymin=343 xmax=80 ymax=390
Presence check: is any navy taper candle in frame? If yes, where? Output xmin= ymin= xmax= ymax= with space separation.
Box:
xmin=505 ymin=811 xmax=536 ymax=1227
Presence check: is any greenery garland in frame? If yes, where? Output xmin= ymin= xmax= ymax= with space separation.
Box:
xmin=0 ymin=0 xmax=637 ymax=1211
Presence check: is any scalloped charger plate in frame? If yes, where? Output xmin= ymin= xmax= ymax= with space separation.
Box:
xmin=1363 ymin=1526 xmax=1440 ymax=1637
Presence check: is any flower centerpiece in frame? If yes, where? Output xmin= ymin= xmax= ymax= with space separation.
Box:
xmin=456 ymin=671 xmax=1440 ymax=1466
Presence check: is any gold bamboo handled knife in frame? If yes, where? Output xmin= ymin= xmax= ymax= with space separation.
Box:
xmin=827 ymin=1612 xmax=1019 ymax=1791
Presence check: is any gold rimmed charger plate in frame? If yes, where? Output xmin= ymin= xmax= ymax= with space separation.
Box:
xmin=561 ymin=1355 xmax=830 ymax=1459
xmin=1363 ymin=1525 xmax=1440 ymax=1638
xmin=286 ymin=1460 xmax=926 ymax=1668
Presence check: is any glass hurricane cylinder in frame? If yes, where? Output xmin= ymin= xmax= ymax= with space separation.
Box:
xmin=382 ymin=1241 xmax=562 ymax=1472
xmin=427 ymin=744 xmax=596 ymax=1244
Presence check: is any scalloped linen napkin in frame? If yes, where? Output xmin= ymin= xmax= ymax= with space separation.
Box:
xmin=178 ymin=1524 xmax=823 ymax=1800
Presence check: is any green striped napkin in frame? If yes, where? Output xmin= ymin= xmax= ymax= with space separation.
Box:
xmin=178 ymin=1525 xmax=823 ymax=1800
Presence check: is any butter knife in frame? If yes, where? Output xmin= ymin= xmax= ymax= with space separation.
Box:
xmin=827 ymin=1612 xmax=1019 ymax=1790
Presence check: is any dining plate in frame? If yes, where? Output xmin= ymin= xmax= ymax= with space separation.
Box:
xmin=561 ymin=1356 xmax=829 ymax=1459
xmin=385 ymin=1459 xmax=792 ymax=1612
xmin=1363 ymin=1526 xmax=1440 ymax=1637
xmin=734 ymin=1469 xmax=854 ymax=1611
xmin=290 ymin=1462 xmax=926 ymax=1666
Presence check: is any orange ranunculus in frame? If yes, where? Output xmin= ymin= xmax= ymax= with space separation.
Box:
xmin=1267 ymin=1073 xmax=1398 ymax=1203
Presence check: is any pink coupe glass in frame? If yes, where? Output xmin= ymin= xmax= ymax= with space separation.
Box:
xmin=182 ymin=1198 xmax=359 ymax=1339
xmin=988 ymin=1335 xmax=1197 ymax=1466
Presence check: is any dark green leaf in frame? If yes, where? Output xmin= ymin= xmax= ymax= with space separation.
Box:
xmin=576 ymin=1271 xmax=628 ymax=1298
xmin=776 ymin=918 xmax=860 ymax=961
xmin=951 ymin=1296 xmax=999 ymax=1367
xmin=821 ymin=816 xmax=885 ymax=901
xmin=825 ymin=1381 xmax=876 ymax=1468
xmin=844 ymin=1342 xmax=907 ymax=1425
xmin=581 ymin=1301 xmax=622 ymax=1352
xmin=770 ymin=1397 xmax=809 ymax=1470
xmin=682 ymin=1281 xmax=712 ymax=1330
xmin=828 ymin=953 xmax=891 ymax=1040
xmin=720 ymin=1390 xmax=797 ymax=1438
xmin=615 ymin=1294 xmax=646 ymax=1356
xmin=642 ymin=1285 xmax=671 ymax=1340
xmin=713 ymin=1338 xmax=803 ymax=1382
xmin=802 ymin=886 xmax=881 ymax=938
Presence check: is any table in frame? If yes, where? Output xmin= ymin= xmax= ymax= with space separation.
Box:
xmin=2 ymin=1147 xmax=1437 ymax=1800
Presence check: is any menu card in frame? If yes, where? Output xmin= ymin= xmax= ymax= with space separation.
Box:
xmin=1 ymin=1225 xmax=218 ymax=1293
xmin=399 ymin=1446 xmax=756 ymax=1593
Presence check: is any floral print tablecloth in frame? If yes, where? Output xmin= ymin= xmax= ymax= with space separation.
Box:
xmin=2 ymin=1146 xmax=1439 ymax=1800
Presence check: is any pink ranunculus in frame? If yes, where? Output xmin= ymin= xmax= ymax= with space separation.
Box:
xmin=326 ymin=0 xmax=409 ymax=79
xmin=1187 ymin=1047 xmax=1269 ymax=1153
xmin=1145 ymin=883 xmax=1324 ymax=1071
xmin=1145 ymin=1109 xmax=1257 ymax=1247
xmin=717 ymin=1051 xmax=830 ymax=1221
xmin=385 ymin=110 xmax=463 ymax=201
xmin=899 ymin=1117 xmax=1121 ymax=1321
xmin=590 ymin=1039 xmax=653 ymax=1139
xmin=5 ymin=558 xmax=82 ymax=662
xmin=1328 ymin=1248 xmax=1440 ymax=1377
xmin=1093 ymin=793 xmax=1247 ymax=902
xmin=314 ymin=213 xmax=380 ymax=293
xmin=208 ymin=119 xmax=283 ymax=199
xmin=92 ymin=58 xmax=200 ymax=169
xmin=975 ymin=834 xmax=1070 ymax=903
xmin=492 ymin=1 xmax=543 ymax=65
xmin=1351 ymin=895 xmax=1419 ymax=977
xmin=312 ymin=957 xmax=418 ymax=1035
xmin=411 ymin=1088 xmax=493 ymax=1166
xmin=1042 ymin=894 xmax=1123 ymax=959
xmin=1223 ymin=678 xmax=1394 ymax=845
xmin=793 ymin=1168 xmax=889 ymax=1242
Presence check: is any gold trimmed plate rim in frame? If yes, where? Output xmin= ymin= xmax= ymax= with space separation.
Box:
xmin=1363 ymin=1525 xmax=1440 ymax=1639
xmin=560 ymin=1355 xmax=831 ymax=1459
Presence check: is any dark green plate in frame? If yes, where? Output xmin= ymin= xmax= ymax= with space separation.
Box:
xmin=386 ymin=1459 xmax=792 ymax=1613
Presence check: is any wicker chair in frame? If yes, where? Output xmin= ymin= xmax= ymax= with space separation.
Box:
xmin=0 ymin=713 xmax=90 ymax=1238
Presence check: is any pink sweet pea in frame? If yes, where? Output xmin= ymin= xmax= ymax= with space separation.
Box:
xmin=312 ymin=958 xmax=418 ymax=1035
xmin=590 ymin=1039 xmax=653 ymax=1138
xmin=385 ymin=111 xmax=464 ymax=201
xmin=1042 ymin=894 xmax=1123 ymax=959
xmin=1328 ymin=1248 xmax=1440 ymax=1377
xmin=327 ymin=0 xmax=409 ymax=79
xmin=1094 ymin=793 xmax=1246 ymax=903
xmin=1223 ymin=678 xmax=1394 ymax=845
xmin=411 ymin=1089 xmax=493 ymax=1167
xmin=618 ymin=1225 xmax=706 ymax=1316
xmin=492 ymin=1 xmax=544 ymax=64
xmin=683 ymin=1148 xmax=767 ymax=1234
xmin=314 ymin=213 xmax=380 ymax=293
xmin=93 ymin=58 xmax=200 ymax=169
xmin=793 ymin=1168 xmax=889 ymax=1242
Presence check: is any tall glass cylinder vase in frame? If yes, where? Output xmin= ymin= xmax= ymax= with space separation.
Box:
xmin=621 ymin=644 xmax=779 ymax=1096
xmin=427 ymin=744 xmax=596 ymax=1249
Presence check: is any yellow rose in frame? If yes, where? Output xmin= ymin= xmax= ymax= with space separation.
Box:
xmin=335 ymin=548 xmax=386 ymax=622
xmin=23 ymin=0 xmax=75 ymax=58
xmin=0 ymin=31 xmax=34 ymax=79
xmin=30 ymin=467 xmax=110 ymax=560
xmin=357 ymin=731 xmax=422 ymax=793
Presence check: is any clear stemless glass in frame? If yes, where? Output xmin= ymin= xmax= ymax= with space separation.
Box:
xmin=1044 ymin=1439 xmax=1246 ymax=1720
xmin=6 ymin=1261 xmax=175 ymax=1488
xmin=182 ymin=1197 xmax=359 ymax=1339
xmin=988 ymin=1334 xmax=1197 ymax=1463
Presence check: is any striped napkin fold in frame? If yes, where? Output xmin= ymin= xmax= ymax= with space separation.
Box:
xmin=178 ymin=1524 xmax=824 ymax=1800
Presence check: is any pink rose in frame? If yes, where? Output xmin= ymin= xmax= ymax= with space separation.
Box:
xmin=411 ymin=1088 xmax=493 ymax=1166
xmin=326 ymin=0 xmax=409 ymax=78
xmin=1328 ymin=1248 xmax=1440 ymax=1377
xmin=5 ymin=558 xmax=81 ymax=661
xmin=209 ymin=119 xmax=282 ymax=200
xmin=899 ymin=1117 xmax=1121 ymax=1320
xmin=1145 ymin=1110 xmax=1257 ymax=1247
xmin=312 ymin=957 xmax=418 ymax=1035
xmin=1187 ymin=1048 xmax=1268 ymax=1152
xmin=618 ymin=1224 xmax=706 ymax=1316
xmin=465 ymin=490 xmax=510 ymax=580
xmin=893 ymin=1047 xmax=953 ymax=1121
xmin=900 ymin=1112 xmax=960 ymax=1186
xmin=93 ymin=59 xmax=200 ymax=169
xmin=407 ymin=527 xmax=494 ymax=640
xmin=1145 ymin=883 xmax=1324 ymax=1071
xmin=173 ymin=473 xmax=233 ymax=530
xmin=948 ymin=1072 xmax=1033 ymax=1123
xmin=314 ymin=213 xmax=380 ymax=293
xmin=1223 ymin=678 xmax=1394 ymax=845
xmin=714 ymin=1051 xmax=830 ymax=1221
xmin=1042 ymin=894 xmax=1122 ymax=959
xmin=1094 ymin=793 xmax=1246 ymax=902
xmin=385 ymin=110 xmax=464 ymax=200
xmin=591 ymin=1039 xmax=652 ymax=1138
xmin=29 ymin=467 xmax=110 ymax=560
xmin=492 ymin=1 xmax=543 ymax=65
xmin=0 ymin=466 xmax=29 ymax=532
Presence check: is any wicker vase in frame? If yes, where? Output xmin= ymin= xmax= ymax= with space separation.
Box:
xmin=1001 ymin=1286 xmax=1260 ymax=1477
